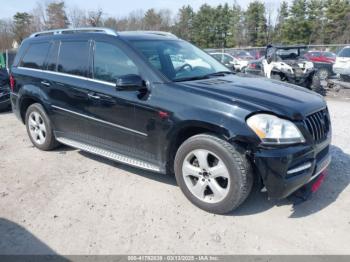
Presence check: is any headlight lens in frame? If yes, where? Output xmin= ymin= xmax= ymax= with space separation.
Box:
xmin=246 ymin=114 xmax=305 ymax=145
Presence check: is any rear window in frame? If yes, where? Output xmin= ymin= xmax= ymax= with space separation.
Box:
xmin=57 ymin=41 xmax=89 ymax=77
xmin=338 ymin=48 xmax=350 ymax=58
xmin=21 ymin=42 xmax=50 ymax=69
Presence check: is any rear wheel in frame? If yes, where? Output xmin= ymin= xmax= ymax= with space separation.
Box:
xmin=25 ymin=103 xmax=59 ymax=151
xmin=174 ymin=134 xmax=253 ymax=214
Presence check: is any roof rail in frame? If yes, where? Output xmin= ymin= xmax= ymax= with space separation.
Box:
xmin=29 ymin=27 xmax=118 ymax=38
xmin=123 ymin=31 xmax=178 ymax=39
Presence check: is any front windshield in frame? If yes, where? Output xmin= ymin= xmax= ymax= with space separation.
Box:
xmin=130 ymin=40 xmax=230 ymax=81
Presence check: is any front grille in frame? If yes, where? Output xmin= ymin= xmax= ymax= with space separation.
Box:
xmin=303 ymin=109 xmax=330 ymax=142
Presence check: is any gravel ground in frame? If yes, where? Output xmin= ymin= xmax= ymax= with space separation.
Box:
xmin=0 ymin=99 xmax=349 ymax=255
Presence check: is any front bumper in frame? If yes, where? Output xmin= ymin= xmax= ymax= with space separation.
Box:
xmin=254 ymin=137 xmax=331 ymax=199
xmin=333 ymin=66 xmax=350 ymax=75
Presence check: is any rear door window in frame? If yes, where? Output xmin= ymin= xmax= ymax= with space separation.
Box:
xmin=57 ymin=41 xmax=90 ymax=77
xmin=21 ymin=42 xmax=50 ymax=69
xmin=46 ymin=42 xmax=60 ymax=71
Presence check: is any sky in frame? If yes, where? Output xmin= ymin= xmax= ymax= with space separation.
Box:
xmin=1 ymin=0 xmax=284 ymax=20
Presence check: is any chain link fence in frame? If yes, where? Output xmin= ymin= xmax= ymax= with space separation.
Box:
xmin=205 ymin=44 xmax=349 ymax=58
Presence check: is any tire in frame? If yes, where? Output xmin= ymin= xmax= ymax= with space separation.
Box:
xmin=317 ymin=68 xmax=330 ymax=80
xmin=310 ymin=74 xmax=326 ymax=96
xmin=174 ymin=134 xmax=253 ymax=214
xmin=340 ymin=74 xmax=350 ymax=82
xmin=271 ymin=73 xmax=282 ymax=81
xmin=25 ymin=103 xmax=59 ymax=151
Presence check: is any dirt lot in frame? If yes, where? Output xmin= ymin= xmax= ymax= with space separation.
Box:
xmin=0 ymin=99 xmax=349 ymax=255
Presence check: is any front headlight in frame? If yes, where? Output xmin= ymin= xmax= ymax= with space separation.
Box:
xmin=246 ymin=114 xmax=305 ymax=145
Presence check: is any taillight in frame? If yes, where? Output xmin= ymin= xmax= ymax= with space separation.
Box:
xmin=249 ymin=63 xmax=256 ymax=69
xmin=9 ymin=74 xmax=15 ymax=91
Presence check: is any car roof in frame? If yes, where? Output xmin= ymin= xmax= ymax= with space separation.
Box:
xmin=25 ymin=28 xmax=180 ymax=43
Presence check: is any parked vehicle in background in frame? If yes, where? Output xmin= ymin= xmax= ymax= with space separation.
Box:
xmin=261 ymin=45 xmax=320 ymax=92
xmin=333 ymin=46 xmax=350 ymax=81
xmin=249 ymin=49 xmax=266 ymax=60
xmin=304 ymin=51 xmax=336 ymax=80
xmin=11 ymin=28 xmax=331 ymax=214
xmin=304 ymin=51 xmax=336 ymax=64
xmin=228 ymin=50 xmax=254 ymax=71
xmin=210 ymin=52 xmax=236 ymax=71
xmin=244 ymin=57 xmax=264 ymax=75
xmin=0 ymin=66 xmax=10 ymax=111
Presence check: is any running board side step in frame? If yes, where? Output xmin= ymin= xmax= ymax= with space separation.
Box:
xmin=56 ymin=137 xmax=162 ymax=173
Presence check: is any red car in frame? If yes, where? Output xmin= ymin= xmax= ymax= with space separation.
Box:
xmin=304 ymin=51 xmax=336 ymax=64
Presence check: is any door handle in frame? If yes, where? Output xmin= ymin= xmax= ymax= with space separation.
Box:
xmin=87 ymin=93 xmax=101 ymax=99
xmin=41 ymin=80 xmax=51 ymax=87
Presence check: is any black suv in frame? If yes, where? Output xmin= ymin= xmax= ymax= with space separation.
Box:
xmin=10 ymin=28 xmax=331 ymax=214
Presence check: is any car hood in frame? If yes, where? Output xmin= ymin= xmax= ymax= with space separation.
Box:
xmin=178 ymin=75 xmax=326 ymax=120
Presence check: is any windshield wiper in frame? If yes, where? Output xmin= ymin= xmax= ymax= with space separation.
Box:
xmin=174 ymin=71 xmax=234 ymax=82
xmin=205 ymin=71 xmax=235 ymax=77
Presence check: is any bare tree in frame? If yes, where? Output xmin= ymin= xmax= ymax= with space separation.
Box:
xmin=103 ymin=17 xmax=118 ymax=30
xmin=87 ymin=9 xmax=103 ymax=27
xmin=0 ymin=19 xmax=14 ymax=50
xmin=69 ymin=7 xmax=88 ymax=28
xmin=127 ymin=9 xmax=145 ymax=30
xmin=31 ymin=2 xmax=47 ymax=31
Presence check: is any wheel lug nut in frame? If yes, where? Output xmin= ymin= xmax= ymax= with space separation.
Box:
xmin=202 ymin=179 xmax=205 ymax=182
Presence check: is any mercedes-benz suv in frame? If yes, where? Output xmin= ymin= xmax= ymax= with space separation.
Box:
xmin=10 ymin=28 xmax=331 ymax=214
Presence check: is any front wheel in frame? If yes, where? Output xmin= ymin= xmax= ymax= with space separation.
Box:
xmin=174 ymin=134 xmax=253 ymax=214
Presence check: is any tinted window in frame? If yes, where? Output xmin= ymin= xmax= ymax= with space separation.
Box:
xmin=131 ymin=40 xmax=227 ymax=81
xmin=310 ymin=52 xmax=321 ymax=57
xmin=46 ymin=42 xmax=59 ymax=71
xmin=223 ymin=55 xmax=233 ymax=63
xmin=338 ymin=48 xmax=350 ymax=58
xmin=58 ymin=41 xmax=89 ymax=77
xmin=93 ymin=42 xmax=138 ymax=83
xmin=324 ymin=52 xmax=335 ymax=58
xmin=21 ymin=42 xmax=50 ymax=69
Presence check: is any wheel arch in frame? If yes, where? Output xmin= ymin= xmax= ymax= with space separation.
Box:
xmin=165 ymin=120 xmax=231 ymax=174
xmin=18 ymin=86 xmax=49 ymax=124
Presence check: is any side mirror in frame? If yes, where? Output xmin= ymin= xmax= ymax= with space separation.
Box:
xmin=116 ymin=74 xmax=145 ymax=91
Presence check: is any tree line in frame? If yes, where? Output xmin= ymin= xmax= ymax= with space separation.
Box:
xmin=1 ymin=0 xmax=350 ymax=51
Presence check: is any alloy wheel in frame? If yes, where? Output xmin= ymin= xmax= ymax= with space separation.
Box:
xmin=182 ymin=149 xmax=230 ymax=203
xmin=28 ymin=111 xmax=47 ymax=145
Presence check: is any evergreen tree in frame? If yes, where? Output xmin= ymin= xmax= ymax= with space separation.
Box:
xmin=46 ymin=1 xmax=69 ymax=29
xmin=143 ymin=9 xmax=162 ymax=30
xmin=227 ymin=3 xmax=245 ymax=47
xmin=244 ymin=1 xmax=268 ymax=46
xmin=13 ymin=12 xmax=33 ymax=42
xmin=324 ymin=0 xmax=350 ymax=44
xmin=273 ymin=1 xmax=289 ymax=43
xmin=212 ymin=4 xmax=231 ymax=48
xmin=192 ymin=4 xmax=216 ymax=48
xmin=308 ymin=0 xmax=325 ymax=44
xmin=283 ymin=0 xmax=311 ymax=44
xmin=174 ymin=5 xmax=195 ymax=41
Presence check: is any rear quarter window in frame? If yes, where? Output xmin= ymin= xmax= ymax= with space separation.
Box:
xmin=57 ymin=41 xmax=90 ymax=77
xmin=20 ymin=42 xmax=50 ymax=69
